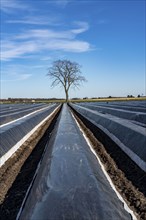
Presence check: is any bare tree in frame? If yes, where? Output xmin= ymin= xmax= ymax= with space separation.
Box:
xmin=47 ymin=60 xmax=87 ymax=102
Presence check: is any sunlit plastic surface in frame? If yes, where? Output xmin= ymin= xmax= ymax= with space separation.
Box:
xmin=18 ymin=104 xmax=132 ymax=220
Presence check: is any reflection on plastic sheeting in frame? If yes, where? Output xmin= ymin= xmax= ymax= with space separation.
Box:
xmin=78 ymin=102 xmax=146 ymax=124
xmin=71 ymin=103 xmax=146 ymax=172
xmin=0 ymin=104 xmax=59 ymax=158
xmin=18 ymin=104 xmax=132 ymax=220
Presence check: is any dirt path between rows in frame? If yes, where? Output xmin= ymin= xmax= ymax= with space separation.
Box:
xmin=70 ymin=106 xmax=146 ymax=220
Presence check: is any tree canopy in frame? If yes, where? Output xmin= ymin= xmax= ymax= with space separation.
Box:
xmin=47 ymin=60 xmax=87 ymax=102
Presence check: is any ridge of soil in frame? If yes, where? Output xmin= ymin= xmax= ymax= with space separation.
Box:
xmin=0 ymin=105 xmax=62 ymax=219
xmin=69 ymin=105 xmax=146 ymax=220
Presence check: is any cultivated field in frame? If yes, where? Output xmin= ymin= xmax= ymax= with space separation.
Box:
xmin=0 ymin=100 xmax=146 ymax=220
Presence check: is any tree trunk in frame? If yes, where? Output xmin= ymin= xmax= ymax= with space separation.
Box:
xmin=65 ymin=89 xmax=69 ymax=103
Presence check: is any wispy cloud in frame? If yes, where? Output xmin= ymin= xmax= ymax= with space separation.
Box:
xmin=1 ymin=40 xmax=38 ymax=61
xmin=1 ymin=22 xmax=92 ymax=61
xmin=1 ymin=64 xmax=32 ymax=82
xmin=6 ymin=16 xmax=62 ymax=26
xmin=44 ymin=39 xmax=90 ymax=52
xmin=41 ymin=57 xmax=52 ymax=61
xmin=1 ymin=72 xmax=32 ymax=82
xmin=14 ymin=22 xmax=89 ymax=40
xmin=15 ymin=29 xmax=75 ymax=40
xmin=71 ymin=21 xmax=89 ymax=34
xmin=1 ymin=0 xmax=29 ymax=13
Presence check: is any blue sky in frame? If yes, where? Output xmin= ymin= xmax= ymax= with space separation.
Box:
xmin=1 ymin=0 xmax=145 ymax=99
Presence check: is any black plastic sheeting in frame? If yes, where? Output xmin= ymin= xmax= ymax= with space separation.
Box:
xmin=77 ymin=103 xmax=146 ymax=125
xmin=0 ymin=104 xmax=25 ymax=112
xmin=106 ymin=100 xmax=146 ymax=108
xmin=0 ymin=104 xmax=59 ymax=158
xmin=0 ymin=104 xmax=49 ymax=125
xmin=84 ymin=101 xmax=146 ymax=113
xmin=70 ymin=104 xmax=146 ymax=171
xmin=18 ymin=104 xmax=132 ymax=220
xmin=0 ymin=103 xmax=46 ymax=115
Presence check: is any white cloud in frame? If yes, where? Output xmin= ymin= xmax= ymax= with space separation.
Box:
xmin=1 ymin=22 xmax=92 ymax=61
xmin=15 ymin=29 xmax=75 ymax=40
xmin=6 ymin=16 xmax=62 ymax=26
xmin=45 ymin=40 xmax=90 ymax=52
xmin=14 ymin=21 xmax=89 ymax=40
xmin=1 ymin=0 xmax=29 ymax=13
xmin=1 ymin=40 xmax=38 ymax=61
xmin=71 ymin=21 xmax=89 ymax=34
xmin=1 ymin=39 xmax=91 ymax=61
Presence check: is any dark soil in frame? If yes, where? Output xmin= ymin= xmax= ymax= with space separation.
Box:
xmin=69 ymin=105 xmax=146 ymax=220
xmin=0 ymin=105 xmax=62 ymax=220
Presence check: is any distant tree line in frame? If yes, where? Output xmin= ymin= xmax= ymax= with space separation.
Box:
xmin=0 ymin=94 xmax=144 ymax=104
xmin=0 ymin=98 xmax=65 ymax=103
